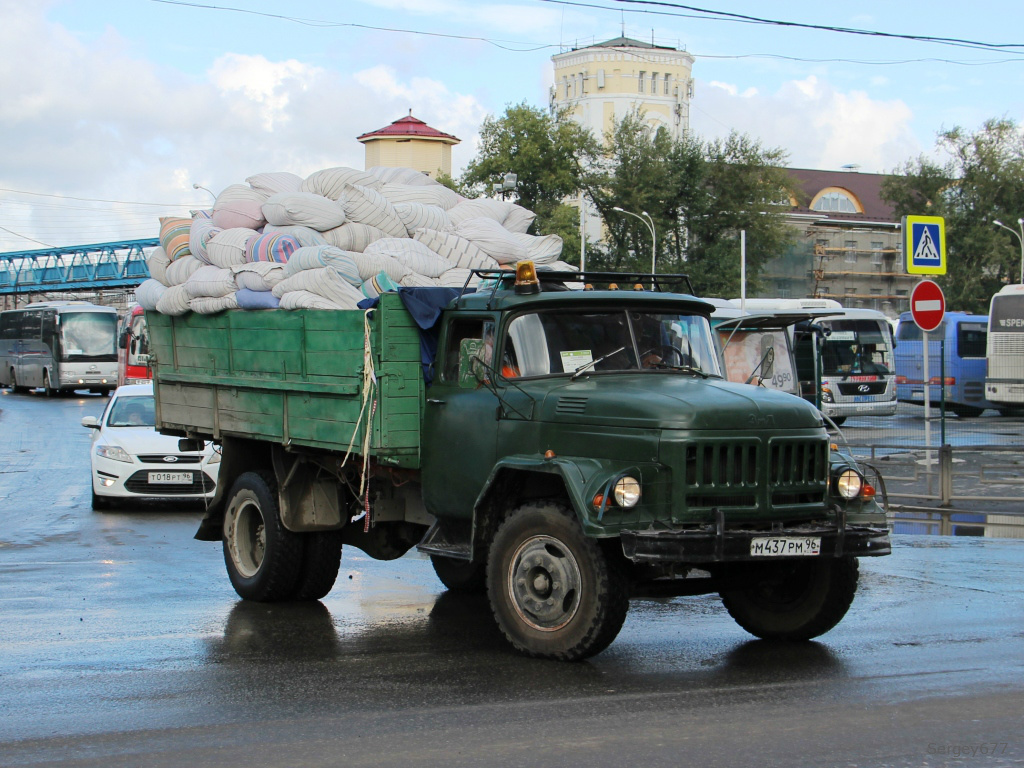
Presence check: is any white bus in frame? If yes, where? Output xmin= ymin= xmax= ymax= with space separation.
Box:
xmin=737 ymin=299 xmax=897 ymax=426
xmin=0 ymin=301 xmax=118 ymax=396
xmin=985 ymin=283 xmax=1024 ymax=414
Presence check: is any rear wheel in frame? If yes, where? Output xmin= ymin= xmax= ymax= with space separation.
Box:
xmin=951 ymin=404 xmax=983 ymax=418
xmin=431 ymin=555 xmax=486 ymax=594
xmin=487 ymin=502 xmax=628 ymax=661
xmin=292 ymin=531 xmax=343 ymax=601
xmin=998 ymin=407 xmax=1024 ymax=417
xmin=828 ymin=416 xmax=847 ymax=427
xmin=223 ymin=471 xmax=304 ymax=602
xmin=11 ymin=369 xmax=28 ymax=394
xmin=720 ymin=556 xmax=859 ymax=641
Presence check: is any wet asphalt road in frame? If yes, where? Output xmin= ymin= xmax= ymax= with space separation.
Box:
xmin=1 ymin=390 xmax=1023 ymax=767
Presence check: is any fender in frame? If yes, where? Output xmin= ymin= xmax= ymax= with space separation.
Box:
xmin=471 ymin=454 xmax=665 ymax=540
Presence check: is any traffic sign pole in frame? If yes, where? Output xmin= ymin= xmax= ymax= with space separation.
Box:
xmin=911 ymin=280 xmax=946 ymax=459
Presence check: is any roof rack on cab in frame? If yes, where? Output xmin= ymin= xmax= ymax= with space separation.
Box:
xmin=460 ymin=260 xmax=695 ymax=306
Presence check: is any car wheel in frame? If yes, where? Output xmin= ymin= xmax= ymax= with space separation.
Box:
xmin=951 ymin=404 xmax=983 ymax=418
xmin=829 ymin=416 xmax=847 ymax=427
xmin=222 ymin=471 xmax=304 ymax=602
xmin=720 ymin=556 xmax=859 ymax=641
xmin=91 ymin=488 xmax=113 ymax=511
xmin=431 ymin=555 xmax=487 ymax=594
xmin=487 ymin=501 xmax=629 ymax=661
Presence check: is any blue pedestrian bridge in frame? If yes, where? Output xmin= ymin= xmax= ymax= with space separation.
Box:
xmin=0 ymin=239 xmax=156 ymax=295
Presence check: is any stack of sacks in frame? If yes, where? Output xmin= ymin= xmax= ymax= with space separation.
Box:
xmin=143 ymin=165 xmax=575 ymax=316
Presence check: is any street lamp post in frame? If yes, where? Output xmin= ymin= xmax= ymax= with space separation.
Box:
xmin=612 ymin=206 xmax=656 ymax=284
xmin=993 ymin=218 xmax=1024 ymax=284
xmin=192 ymin=183 xmax=216 ymax=202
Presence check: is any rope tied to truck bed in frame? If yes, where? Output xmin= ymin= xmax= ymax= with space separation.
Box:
xmin=342 ymin=309 xmax=378 ymax=531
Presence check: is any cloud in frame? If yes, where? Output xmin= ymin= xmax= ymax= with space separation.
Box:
xmin=691 ymin=75 xmax=920 ymax=173
xmin=0 ymin=4 xmax=488 ymax=249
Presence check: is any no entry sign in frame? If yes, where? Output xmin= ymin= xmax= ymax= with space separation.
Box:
xmin=911 ymin=279 xmax=945 ymax=332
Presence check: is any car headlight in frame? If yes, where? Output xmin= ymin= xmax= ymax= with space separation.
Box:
xmin=96 ymin=444 xmax=132 ymax=463
xmin=821 ymin=387 xmax=835 ymax=404
xmin=613 ymin=476 xmax=641 ymax=508
xmin=834 ymin=468 xmax=863 ymax=499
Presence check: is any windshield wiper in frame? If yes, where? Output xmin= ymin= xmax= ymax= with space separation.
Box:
xmin=570 ymin=346 xmax=627 ymax=380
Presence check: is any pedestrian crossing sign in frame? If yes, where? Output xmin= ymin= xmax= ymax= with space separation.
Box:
xmin=903 ymin=215 xmax=946 ymax=275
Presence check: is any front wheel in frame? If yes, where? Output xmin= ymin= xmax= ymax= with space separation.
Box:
xmin=44 ymin=370 xmax=58 ymax=398
xmin=720 ymin=556 xmax=859 ymax=641
xmin=431 ymin=555 xmax=486 ymax=594
xmin=91 ymin=488 xmax=113 ymax=511
xmin=486 ymin=502 xmax=628 ymax=661
xmin=223 ymin=471 xmax=304 ymax=602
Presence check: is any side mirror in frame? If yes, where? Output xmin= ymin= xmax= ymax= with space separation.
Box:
xmin=81 ymin=416 xmax=100 ymax=429
xmin=762 ymin=347 xmax=775 ymax=379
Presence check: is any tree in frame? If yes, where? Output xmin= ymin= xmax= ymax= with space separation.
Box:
xmin=461 ymin=102 xmax=600 ymax=246
xmin=586 ymin=112 xmax=794 ymax=296
xmin=881 ymin=118 xmax=1024 ymax=313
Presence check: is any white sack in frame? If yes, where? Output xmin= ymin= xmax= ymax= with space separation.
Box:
xmin=414 ymin=228 xmax=499 ymax=271
xmin=302 ymin=167 xmax=381 ymax=200
xmin=262 ymin=192 xmax=346 ymax=231
xmin=447 ymin=198 xmax=512 ymax=227
xmin=272 ymin=268 xmax=365 ymax=309
xmin=456 ymin=217 xmax=527 ymax=265
xmin=135 ymin=279 xmax=167 ymax=311
xmin=155 ymin=283 xmax=191 ymax=316
xmin=512 ymin=232 xmax=563 ymax=264
xmin=394 ymin=202 xmax=452 ymax=236
xmin=165 ymin=254 xmax=203 ymax=286
xmin=399 ymin=273 xmax=437 ymax=288
xmin=278 ymin=290 xmax=352 ymax=311
xmin=341 ymin=183 xmax=408 ymax=238
xmin=262 ymin=224 xmax=328 ymax=247
xmin=363 ymin=238 xmax=453 ymax=278
xmin=189 ymin=218 xmax=221 ymax=265
xmin=322 ymin=222 xmax=387 ymax=253
xmin=246 ymin=171 xmax=303 ymax=198
xmin=351 ymin=251 xmax=412 ymax=283
xmin=189 ymin=293 xmax=239 ymax=314
xmin=185 ymin=265 xmax=236 ymax=299
xmin=378 ymin=183 xmax=462 ymax=210
xmin=436 ymin=268 xmax=482 ymax=289
xmin=282 ymin=245 xmax=362 ymax=286
xmin=206 ymin=228 xmax=257 ymax=268
xmin=367 ymin=166 xmax=441 ymax=186
xmin=503 ymin=204 xmax=537 ymax=234
xmin=232 ymin=261 xmax=287 ymax=291
xmin=146 ymin=246 xmax=171 ymax=286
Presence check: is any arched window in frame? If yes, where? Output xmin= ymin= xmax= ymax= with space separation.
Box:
xmin=811 ymin=188 xmax=862 ymax=214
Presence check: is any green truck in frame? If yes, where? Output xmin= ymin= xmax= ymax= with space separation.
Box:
xmin=148 ymin=268 xmax=891 ymax=661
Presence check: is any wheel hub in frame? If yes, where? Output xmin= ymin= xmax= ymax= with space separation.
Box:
xmin=508 ymin=535 xmax=582 ymax=631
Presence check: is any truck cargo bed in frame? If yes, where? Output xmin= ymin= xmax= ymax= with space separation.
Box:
xmin=147 ymin=293 xmax=424 ymax=468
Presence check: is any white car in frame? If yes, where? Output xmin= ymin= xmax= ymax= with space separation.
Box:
xmin=82 ymin=383 xmax=220 ymax=509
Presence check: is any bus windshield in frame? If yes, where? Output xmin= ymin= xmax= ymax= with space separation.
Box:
xmin=59 ymin=312 xmax=118 ymax=361
xmin=502 ymin=309 xmax=722 ymax=378
xmin=820 ymin=319 xmax=892 ymax=377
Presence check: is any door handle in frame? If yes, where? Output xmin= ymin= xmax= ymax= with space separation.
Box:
xmin=426 ymin=398 xmax=446 ymax=405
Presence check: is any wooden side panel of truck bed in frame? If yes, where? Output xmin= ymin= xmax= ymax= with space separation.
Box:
xmin=146 ymin=294 xmax=424 ymax=467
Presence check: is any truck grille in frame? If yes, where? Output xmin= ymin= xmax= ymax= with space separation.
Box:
xmin=680 ymin=436 xmax=827 ymax=513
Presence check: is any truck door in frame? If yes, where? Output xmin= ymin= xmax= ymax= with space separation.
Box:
xmin=421 ymin=317 xmax=500 ymax=519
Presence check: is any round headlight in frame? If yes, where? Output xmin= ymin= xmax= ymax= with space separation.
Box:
xmin=613 ymin=476 xmax=641 ymax=508
xmin=835 ymin=469 xmax=863 ymax=499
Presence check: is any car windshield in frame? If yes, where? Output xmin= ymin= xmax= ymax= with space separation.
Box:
xmin=820 ymin=319 xmax=892 ymax=377
xmin=107 ymin=395 xmax=156 ymax=427
xmin=500 ymin=309 xmax=722 ymax=378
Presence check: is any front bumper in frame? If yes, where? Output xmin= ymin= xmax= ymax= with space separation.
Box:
xmin=620 ymin=515 xmax=891 ymax=564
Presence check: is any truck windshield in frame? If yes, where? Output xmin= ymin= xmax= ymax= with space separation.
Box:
xmin=501 ymin=309 xmax=722 ymax=378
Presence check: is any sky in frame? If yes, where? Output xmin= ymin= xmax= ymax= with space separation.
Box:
xmin=1 ymin=0 xmax=1022 ymax=252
